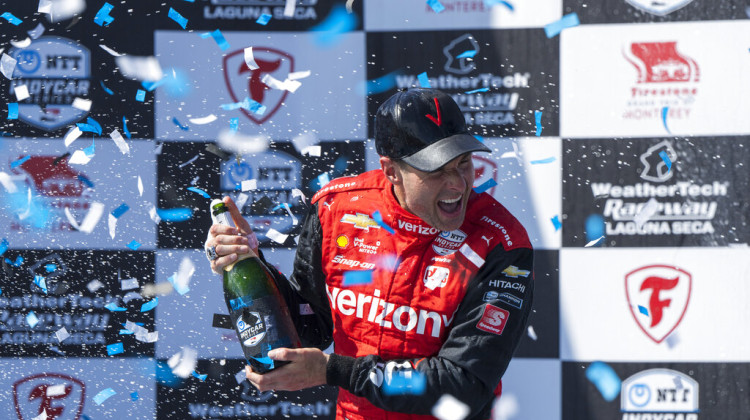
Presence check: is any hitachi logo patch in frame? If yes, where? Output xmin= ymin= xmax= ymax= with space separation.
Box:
xmin=325 ymin=286 xmax=456 ymax=338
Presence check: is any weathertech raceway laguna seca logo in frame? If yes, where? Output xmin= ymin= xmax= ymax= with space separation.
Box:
xmin=223 ymin=47 xmax=294 ymax=124
xmin=14 ymin=373 xmax=85 ymax=420
xmin=625 ymin=265 xmax=691 ymax=344
xmin=622 ymin=41 xmax=699 ymax=124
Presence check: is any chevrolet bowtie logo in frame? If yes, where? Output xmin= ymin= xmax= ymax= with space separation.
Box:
xmin=340 ymin=213 xmax=381 ymax=231
xmin=502 ymin=265 xmax=530 ymax=278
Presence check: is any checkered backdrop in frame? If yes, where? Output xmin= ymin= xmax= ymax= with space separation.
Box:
xmin=0 ymin=0 xmax=748 ymax=419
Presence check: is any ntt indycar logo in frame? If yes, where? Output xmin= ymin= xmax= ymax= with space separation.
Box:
xmin=326 ymin=286 xmax=455 ymax=338
xmin=621 ymin=369 xmax=699 ymax=420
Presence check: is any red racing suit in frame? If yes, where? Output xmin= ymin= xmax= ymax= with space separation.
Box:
xmin=263 ymin=169 xmax=534 ymax=420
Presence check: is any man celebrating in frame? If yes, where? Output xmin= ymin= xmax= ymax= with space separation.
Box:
xmin=206 ymin=88 xmax=534 ymax=420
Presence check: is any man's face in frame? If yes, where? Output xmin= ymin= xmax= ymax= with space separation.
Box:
xmin=388 ymin=153 xmax=474 ymax=232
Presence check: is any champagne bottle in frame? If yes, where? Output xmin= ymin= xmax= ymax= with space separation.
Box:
xmin=211 ymin=199 xmax=301 ymax=373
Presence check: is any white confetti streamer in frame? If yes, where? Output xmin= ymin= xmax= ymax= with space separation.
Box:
xmin=71 ymin=97 xmax=92 ymax=111
xmin=261 ymin=73 xmax=302 ymax=93
xmin=243 ymin=47 xmax=259 ymax=70
xmin=178 ymin=154 xmax=199 ymax=168
xmin=241 ymin=179 xmax=257 ymax=191
xmin=32 ymin=409 xmax=47 ymax=420
xmin=68 ymin=150 xmax=92 ymax=165
xmin=64 ymin=126 xmax=82 ymax=147
xmin=292 ymin=132 xmax=317 ymax=154
xmin=584 ymin=236 xmax=605 ymax=247
xmin=14 ymin=84 xmax=29 ymax=101
xmin=148 ymin=206 xmax=161 ymax=224
xmin=491 ymin=394 xmax=520 ymax=420
xmin=346 ymin=0 xmax=355 ymax=13
xmin=99 ymin=44 xmax=124 ymax=56
xmin=283 ymin=0 xmax=296 ymax=16
xmin=87 ymin=279 xmax=104 ymax=292
xmin=137 ymin=176 xmax=143 ymax=196
xmin=168 ymin=347 xmax=198 ymax=378
xmin=302 ymin=146 xmax=321 ymax=157
xmin=110 ymin=129 xmax=130 ymax=155
xmin=0 ymin=172 xmax=18 ymax=193
xmin=235 ymin=192 xmax=249 ymax=209
xmin=121 ymin=278 xmax=139 ymax=290
xmin=108 ymin=214 xmax=118 ymax=239
xmin=28 ymin=23 xmax=45 ymax=39
xmin=217 ymin=130 xmax=269 ymax=155
xmin=633 ymin=198 xmax=659 ymax=229
xmin=54 ymin=328 xmax=70 ymax=343
xmin=287 ymin=70 xmax=311 ymax=80
xmin=1 ymin=54 xmax=17 ymax=80
xmin=292 ymin=188 xmax=307 ymax=202
xmin=527 ymin=325 xmax=538 ymax=341
xmin=188 ymin=114 xmax=217 ymax=125
xmin=282 ymin=203 xmax=298 ymax=226
xmin=116 ymin=55 xmax=163 ymax=82
xmin=42 ymin=0 xmax=86 ymax=22
xmin=432 ymin=394 xmax=470 ymax=420
xmin=64 ymin=202 xmax=105 ymax=233
xmin=265 ymin=228 xmax=288 ymax=244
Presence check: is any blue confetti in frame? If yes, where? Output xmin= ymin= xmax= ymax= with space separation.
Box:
xmin=464 ymin=87 xmax=489 ymax=94
xmin=156 ymin=208 xmax=193 ymax=222
xmin=135 ymin=89 xmax=146 ymax=102
xmin=142 ymin=78 xmax=166 ymax=92
xmin=100 ymin=80 xmax=114 ymax=95
xmin=93 ymin=388 xmax=117 ymax=405
xmin=659 ymin=150 xmax=672 ymax=172
xmin=544 ymin=12 xmax=580 ymax=38
xmin=187 ymin=186 xmax=210 ymax=199
xmin=168 ymin=274 xmax=190 ymax=295
xmin=417 ymin=72 xmax=431 ymax=88
xmin=474 ymin=135 xmax=485 ymax=143
xmin=107 ymin=342 xmax=124 ymax=356
xmin=168 ymin=7 xmax=188 ymax=29
xmin=585 ymin=214 xmax=605 ymax=244
xmin=473 ymin=178 xmax=497 ymax=194
xmin=310 ymin=5 xmax=358 ymax=47
xmin=484 ymin=0 xmax=514 ymax=10
xmin=251 ymin=356 xmax=275 ymax=370
xmin=530 ymin=156 xmax=556 ymax=164
xmin=426 ymin=0 xmax=445 ymax=13
xmin=661 ymin=106 xmax=670 ymax=133
xmin=130 ymin=392 xmax=139 ymax=401
xmin=1 ymin=12 xmax=22 ymax=25
xmin=638 ymin=305 xmax=649 ymax=317
xmin=357 ymin=70 xmax=401 ymax=96
xmin=383 ymin=371 xmax=427 ymax=396
xmin=83 ymin=140 xmax=96 ymax=157
xmin=551 ymin=215 xmax=562 ymax=231
xmin=4 ymin=256 xmax=23 ymax=266
xmin=206 ymin=29 xmax=230 ymax=51
xmin=220 ymin=97 xmax=266 ymax=115
xmin=111 ymin=203 xmax=129 ymax=219
xmin=33 ymin=275 xmax=48 ymax=294
xmin=586 ymin=361 xmax=621 ymax=402
xmin=456 ymin=50 xmax=477 ymax=59
xmin=105 ymin=302 xmax=127 ymax=312
xmin=192 ymin=371 xmax=207 ymax=381
xmin=371 ymin=210 xmax=395 ymax=235
xmin=122 ymin=116 xmax=131 ymax=139
xmin=140 ymin=297 xmax=158 ymax=312
xmin=172 ymin=117 xmax=189 ymax=131
xmin=256 ymin=13 xmax=272 ymax=25
xmin=229 ymin=117 xmax=239 ymax=132
xmin=26 ymin=311 xmax=39 ymax=328
xmin=343 ymin=270 xmax=374 ymax=286
xmin=229 ymin=296 xmax=252 ymax=310
xmin=126 ymin=240 xmax=142 ymax=251
xmin=119 ymin=329 xmax=134 ymax=335
xmin=10 ymin=155 xmax=30 ymax=169
xmin=535 ymin=110 xmax=543 ymax=136
xmin=44 ymin=263 xmax=56 ymax=272
xmin=76 ymin=174 xmax=94 ymax=188
xmin=87 ymin=117 xmax=102 ymax=134
xmin=94 ymin=3 xmax=115 ymax=26
xmin=7 ymin=103 xmax=18 ymax=119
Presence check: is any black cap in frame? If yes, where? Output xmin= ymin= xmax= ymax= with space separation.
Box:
xmin=375 ymin=88 xmax=491 ymax=172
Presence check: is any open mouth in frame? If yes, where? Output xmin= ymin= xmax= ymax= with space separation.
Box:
xmin=437 ymin=195 xmax=462 ymax=215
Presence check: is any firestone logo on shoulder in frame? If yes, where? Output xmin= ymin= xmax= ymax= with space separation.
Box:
xmin=625 ymin=265 xmax=691 ymax=344
xmin=621 ymin=368 xmax=699 ymax=420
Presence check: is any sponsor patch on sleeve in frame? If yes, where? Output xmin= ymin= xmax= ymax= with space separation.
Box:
xmin=476 ymin=304 xmax=510 ymax=336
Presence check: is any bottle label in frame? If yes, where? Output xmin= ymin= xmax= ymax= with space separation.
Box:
xmin=235 ymin=310 xmax=266 ymax=347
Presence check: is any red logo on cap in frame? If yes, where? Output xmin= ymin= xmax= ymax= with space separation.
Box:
xmin=425 ymin=98 xmax=442 ymax=127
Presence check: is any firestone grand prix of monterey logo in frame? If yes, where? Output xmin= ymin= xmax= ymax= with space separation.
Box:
xmin=223 ymin=47 xmax=294 ymax=124
xmin=13 ymin=373 xmax=85 ymax=420
xmin=625 ymin=265 xmax=691 ymax=344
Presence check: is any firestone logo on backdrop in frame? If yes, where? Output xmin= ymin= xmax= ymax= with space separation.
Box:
xmin=625 ymin=265 xmax=691 ymax=344
xmin=622 ymin=41 xmax=699 ymax=124
xmin=13 ymin=373 xmax=85 ymax=420
xmin=223 ymin=47 xmax=294 ymax=125
xmin=395 ymin=33 xmax=531 ymax=128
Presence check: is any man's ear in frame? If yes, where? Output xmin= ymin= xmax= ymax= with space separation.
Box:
xmin=380 ymin=156 xmax=402 ymax=185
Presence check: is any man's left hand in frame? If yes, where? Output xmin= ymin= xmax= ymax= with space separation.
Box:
xmin=245 ymin=347 xmax=329 ymax=392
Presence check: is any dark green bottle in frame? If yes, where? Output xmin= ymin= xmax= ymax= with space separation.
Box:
xmin=211 ymin=200 xmax=301 ymax=373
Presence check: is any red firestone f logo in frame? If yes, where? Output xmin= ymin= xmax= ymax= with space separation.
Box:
xmin=640 ymin=276 xmax=679 ymax=328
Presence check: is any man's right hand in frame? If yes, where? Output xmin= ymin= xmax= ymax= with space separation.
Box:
xmin=205 ymin=196 xmax=259 ymax=274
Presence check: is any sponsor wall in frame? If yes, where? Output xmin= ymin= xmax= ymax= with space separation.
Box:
xmin=0 ymin=0 xmax=747 ymax=419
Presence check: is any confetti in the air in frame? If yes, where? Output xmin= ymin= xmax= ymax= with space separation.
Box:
xmin=14 ymin=84 xmax=29 ymax=101
xmin=105 ymin=302 xmax=127 ymax=312
xmin=527 ymin=325 xmax=538 ymax=340
xmin=141 ymin=297 xmax=159 ymax=312
xmin=544 ymin=12 xmax=580 ymax=38
xmin=94 ymin=3 xmax=114 ymax=26
xmin=372 ymin=210 xmax=395 ymax=234
xmin=100 ymin=80 xmax=114 ymax=95
xmin=71 ymin=97 xmax=92 ymax=111
xmin=116 ymin=55 xmax=164 ymax=82
xmin=192 ymin=371 xmax=208 ymax=381
xmin=189 ymin=114 xmax=217 ymax=125
xmin=168 ymin=347 xmax=198 ymax=378
xmin=633 ymin=198 xmax=659 ymax=229
xmin=638 ymin=305 xmax=649 ymax=317
xmin=127 ymin=240 xmax=142 ymax=250
xmin=661 ymin=106 xmax=671 ymax=133
xmin=343 ymin=270 xmax=374 ymax=286
xmin=551 ymin=215 xmax=562 ymax=231
xmin=64 ymin=202 xmax=105 ymax=233
xmin=426 ymin=0 xmax=446 ymax=14
xmin=584 ymin=236 xmax=605 ymax=247
xmin=1 ymin=54 xmax=17 ymax=79
xmin=659 ymin=150 xmax=672 ymax=172
xmin=26 ymin=311 xmax=40 ymax=328
xmin=10 ymin=37 xmax=32 ymax=48
xmin=432 ymin=394 xmax=470 ymax=420
xmin=418 ymin=72 xmax=431 ymax=88
xmin=243 ymin=47 xmax=260 ymax=70
xmin=474 ymin=178 xmax=497 ymax=194
xmin=135 ymin=89 xmax=146 ymax=102
xmin=256 ymin=13 xmax=272 ymax=25
xmin=310 ymin=4 xmax=358 ymax=47
xmin=201 ymin=29 xmax=230 ymax=51
xmin=187 ymin=186 xmax=211 ymax=199
xmin=464 ymin=87 xmax=489 ymax=94
xmin=1 ymin=12 xmax=23 ymax=25
xmin=383 ymin=371 xmax=426 ymax=395
xmin=530 ymin=157 xmax=556 ymax=164
xmin=93 ymin=388 xmax=117 ymax=405
xmin=535 ymin=110 xmax=543 ymax=136
xmin=586 ymin=361 xmax=621 ymax=401
xmin=484 ymin=0 xmax=514 ymax=10
xmin=7 ymin=102 xmax=18 ymax=119
xmin=168 ymin=7 xmax=188 ymax=29
xmin=107 ymin=342 xmax=124 ymax=356
xmin=265 ymin=228 xmax=288 ymax=244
